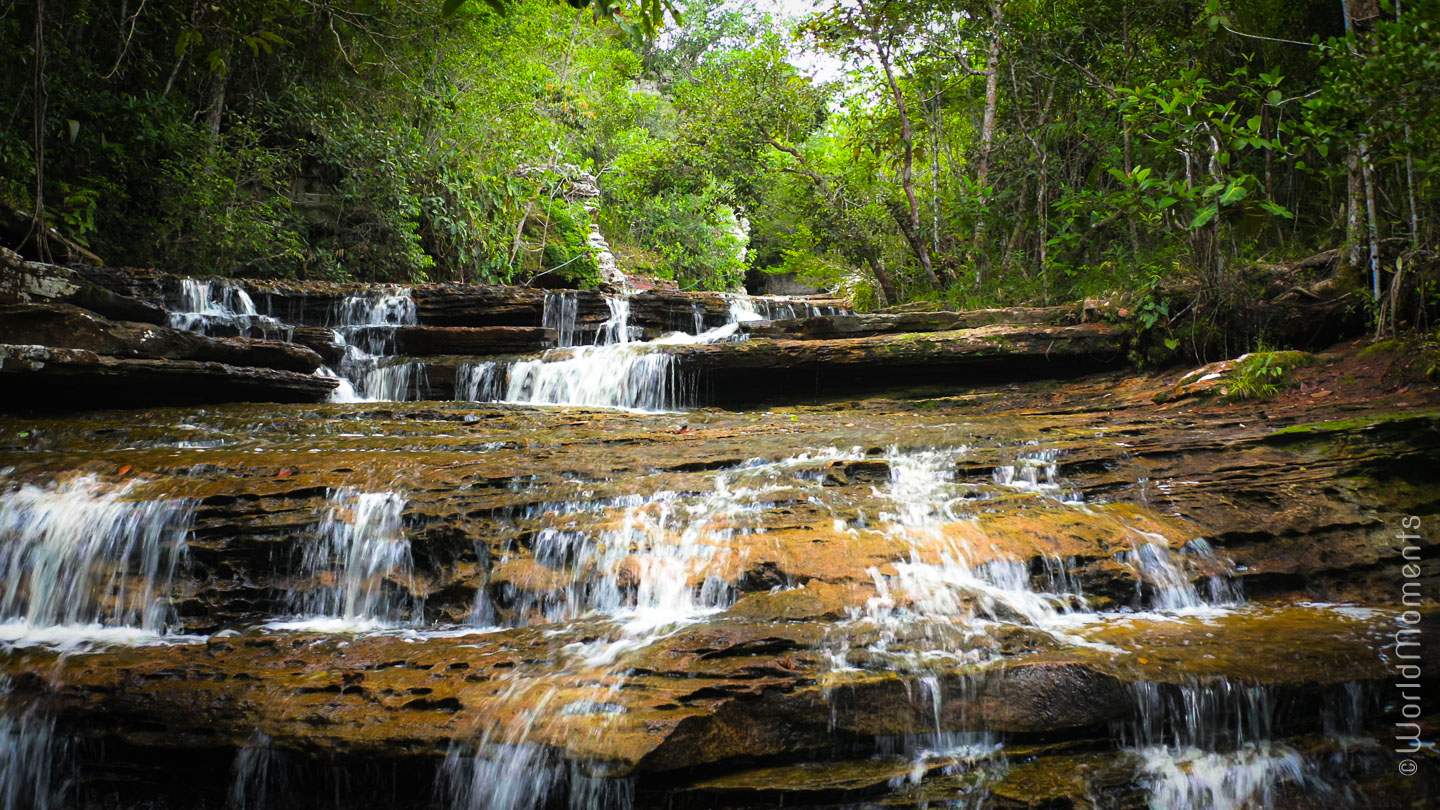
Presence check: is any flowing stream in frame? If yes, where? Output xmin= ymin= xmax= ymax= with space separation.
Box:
xmin=0 ymin=277 xmax=1417 ymax=810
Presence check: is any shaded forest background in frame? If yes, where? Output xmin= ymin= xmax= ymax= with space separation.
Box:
xmin=2 ymin=0 xmax=1436 ymax=318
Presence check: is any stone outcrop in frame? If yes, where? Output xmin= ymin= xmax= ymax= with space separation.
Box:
xmin=391 ymin=325 xmax=555 ymax=355
xmin=0 ymin=302 xmax=335 ymax=408
xmin=739 ymin=305 xmax=1097 ymax=340
xmin=0 ymin=344 xmax=337 ymax=405
xmin=0 ymin=303 xmax=324 ymax=372
xmin=0 ymin=247 xmax=166 ymax=324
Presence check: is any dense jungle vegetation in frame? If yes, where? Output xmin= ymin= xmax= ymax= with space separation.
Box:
xmin=3 ymin=0 xmax=1437 ymax=319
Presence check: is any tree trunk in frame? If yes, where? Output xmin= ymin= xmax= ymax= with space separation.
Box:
xmin=864 ymin=254 xmax=897 ymax=305
xmin=970 ymin=2 xmax=1004 ymax=284
xmin=1405 ymin=125 xmax=1420 ymax=250
xmin=1362 ymin=138 xmax=1381 ymax=300
xmin=1340 ymin=0 xmax=1365 ymax=266
xmin=29 ymin=0 xmax=50 ymax=261
xmin=205 ymin=39 xmax=230 ymax=152
xmin=875 ymin=40 xmax=940 ymax=288
xmin=1346 ymin=152 xmax=1364 ymax=265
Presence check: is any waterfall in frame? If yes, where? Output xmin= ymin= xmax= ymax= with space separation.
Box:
xmin=0 ymin=701 xmax=67 ymax=810
xmin=328 ymin=288 xmax=423 ymax=403
xmin=0 ymin=476 xmax=193 ymax=645
xmin=1120 ymin=533 xmax=1242 ymax=613
xmin=455 ymin=361 xmax=507 ymax=402
xmin=277 ymin=489 xmax=417 ymax=631
xmin=542 ymin=292 xmax=580 ymax=349
xmin=168 ymin=278 xmax=284 ymax=338
xmin=228 ymin=731 xmax=286 ymax=810
xmin=861 ymin=449 xmax=1068 ymax=631
xmin=500 ymin=294 xmax=750 ymax=412
xmin=502 ymin=347 xmax=689 ymax=412
xmin=1122 ymin=680 xmax=1341 ymax=810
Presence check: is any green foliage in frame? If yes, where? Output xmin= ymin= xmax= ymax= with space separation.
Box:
xmin=4 ymin=0 xmax=1436 ymax=312
xmin=1228 ymin=352 xmax=1289 ymax=400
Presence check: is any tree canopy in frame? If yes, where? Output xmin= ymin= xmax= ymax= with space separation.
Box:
xmin=4 ymin=0 xmax=1436 ymax=317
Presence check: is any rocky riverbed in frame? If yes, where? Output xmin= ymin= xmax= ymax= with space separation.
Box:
xmin=1 ymin=298 xmax=1436 ymax=808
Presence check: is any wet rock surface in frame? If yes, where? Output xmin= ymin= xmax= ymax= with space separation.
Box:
xmin=0 ymin=303 xmax=324 ymax=372
xmin=0 ymin=336 xmax=1436 ymax=808
xmin=0 ymin=343 xmax=338 ymax=406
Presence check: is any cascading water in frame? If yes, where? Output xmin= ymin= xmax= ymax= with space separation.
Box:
xmin=0 ymin=476 xmax=193 ymax=646
xmin=501 ymin=293 xmax=776 ymax=411
xmin=859 ymin=448 xmax=1074 ymax=633
xmin=1121 ymin=680 xmax=1342 ymax=810
xmin=455 ymin=361 xmax=507 ymax=402
xmin=168 ymin=278 xmax=285 ymax=338
xmin=1120 ymin=533 xmax=1243 ymax=613
xmin=0 ymin=699 xmax=67 ymax=810
xmin=328 ymin=288 xmax=424 ymax=402
xmin=275 ymin=489 xmax=416 ymax=631
xmin=503 ymin=294 xmax=692 ymax=411
xmin=228 ymin=731 xmax=286 ymax=810
xmin=542 ymin=291 xmax=580 ymax=349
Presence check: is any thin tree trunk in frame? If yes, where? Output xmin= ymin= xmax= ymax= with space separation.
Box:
xmin=875 ymin=40 xmax=940 ymax=288
xmin=205 ymin=39 xmax=230 ymax=152
xmin=864 ymin=254 xmax=897 ymax=305
xmin=1397 ymin=3 xmax=1420 ymax=250
xmin=1341 ymin=0 xmax=1365 ymax=267
xmin=1362 ymin=138 xmax=1381 ymax=300
xmin=29 ymin=0 xmax=49 ymax=261
xmin=1346 ymin=152 xmax=1363 ymax=265
xmin=970 ymin=2 xmax=1004 ymax=284
xmin=1405 ymin=125 xmax=1420 ymax=250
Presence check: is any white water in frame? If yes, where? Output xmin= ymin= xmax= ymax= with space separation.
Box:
xmin=0 ymin=476 xmax=193 ymax=645
xmin=228 ymin=730 xmax=286 ymax=810
xmin=1121 ymin=534 xmax=1243 ymax=613
xmin=1123 ymin=680 xmax=1342 ymax=810
xmin=278 ymin=489 xmax=416 ymax=631
xmin=455 ymin=361 xmax=506 ymax=402
xmin=326 ymin=288 xmax=423 ymax=402
xmin=500 ymin=293 xmax=772 ymax=412
xmin=543 ymin=291 xmax=580 ymax=348
xmin=168 ymin=278 xmax=286 ymax=338
xmin=859 ymin=449 xmax=1074 ymax=633
xmin=0 ymin=701 xmax=66 ymax=810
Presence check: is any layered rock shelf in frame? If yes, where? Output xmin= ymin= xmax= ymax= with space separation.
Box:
xmin=0 ymin=340 xmax=1435 ymax=807
xmin=0 ymin=257 xmax=1434 ymax=809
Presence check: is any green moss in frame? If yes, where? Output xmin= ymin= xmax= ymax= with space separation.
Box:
xmin=1358 ymin=340 xmax=1402 ymax=360
xmin=1265 ymin=409 xmax=1440 ymax=440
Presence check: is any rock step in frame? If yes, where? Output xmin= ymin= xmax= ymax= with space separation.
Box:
xmin=65 ymin=268 xmax=842 ymax=332
xmin=0 ymin=344 xmax=338 ymax=406
xmin=0 ymin=303 xmax=324 ymax=373
xmin=1 ymin=247 xmax=166 ymax=324
xmin=406 ymin=323 xmax=1127 ymax=403
xmin=0 ymin=607 xmax=1407 ymax=777
xmin=392 ymin=325 xmax=555 ymax=355
xmin=739 ymin=305 xmax=1098 ymax=339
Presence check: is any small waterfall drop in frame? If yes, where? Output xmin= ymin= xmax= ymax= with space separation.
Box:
xmin=501 ymin=293 xmax=768 ymax=411
xmin=228 ymin=731 xmax=286 ymax=810
xmin=861 ymin=449 xmax=1070 ymax=632
xmin=277 ymin=489 xmax=417 ymax=631
xmin=328 ymin=288 xmax=424 ymax=402
xmin=542 ymin=291 xmax=580 ymax=349
xmin=0 ymin=701 xmax=67 ymax=810
xmin=168 ymin=278 xmax=284 ymax=338
xmin=0 ymin=476 xmax=193 ymax=645
xmin=1122 ymin=680 xmax=1340 ymax=810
